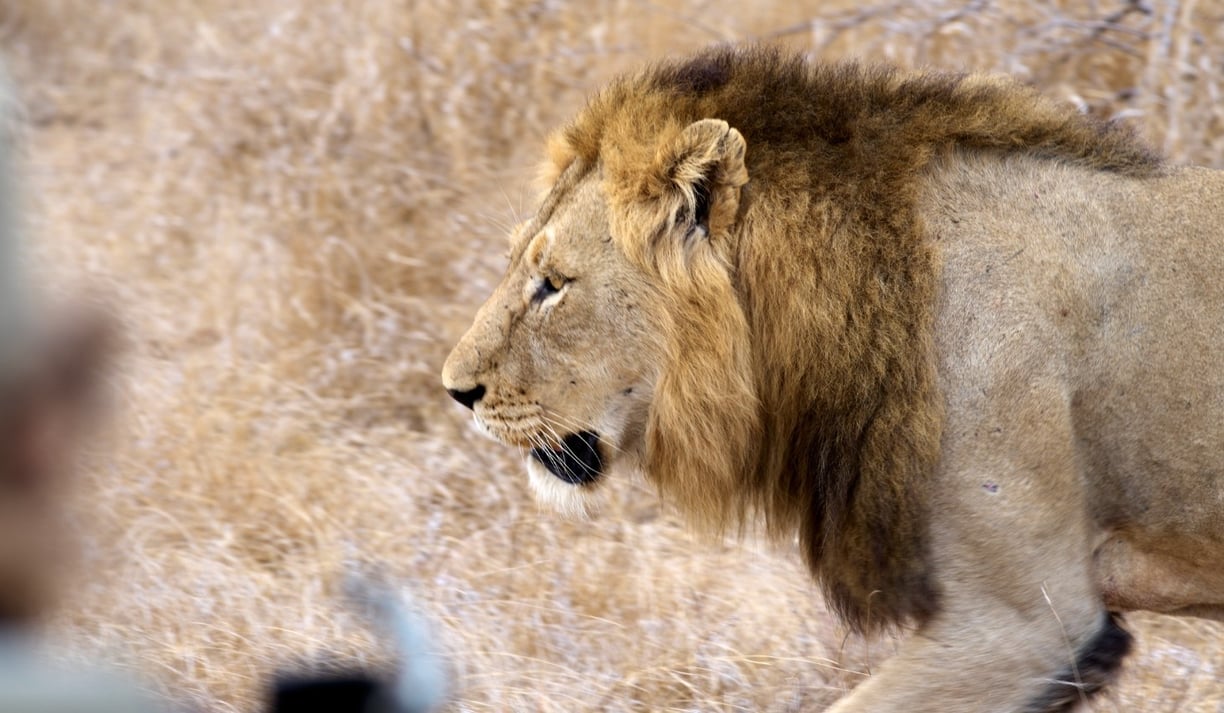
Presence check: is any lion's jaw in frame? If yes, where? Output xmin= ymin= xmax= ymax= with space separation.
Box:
xmin=442 ymin=170 xmax=660 ymax=515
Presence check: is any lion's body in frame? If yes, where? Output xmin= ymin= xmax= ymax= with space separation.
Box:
xmin=929 ymin=156 xmax=1224 ymax=619
xmin=443 ymin=47 xmax=1224 ymax=711
xmin=876 ymin=154 xmax=1224 ymax=710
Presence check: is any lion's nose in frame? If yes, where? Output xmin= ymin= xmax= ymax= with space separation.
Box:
xmin=446 ymin=384 xmax=486 ymax=410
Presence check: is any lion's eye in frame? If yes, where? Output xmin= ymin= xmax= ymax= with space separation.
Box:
xmin=533 ymin=274 xmax=568 ymax=303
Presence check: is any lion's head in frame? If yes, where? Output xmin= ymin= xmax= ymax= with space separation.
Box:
xmin=442 ymin=116 xmax=755 ymax=518
xmin=441 ymin=167 xmax=658 ymax=514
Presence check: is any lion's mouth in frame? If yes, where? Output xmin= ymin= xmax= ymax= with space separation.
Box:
xmin=529 ymin=430 xmax=605 ymax=485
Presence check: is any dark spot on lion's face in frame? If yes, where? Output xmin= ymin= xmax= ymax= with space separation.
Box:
xmin=529 ymin=430 xmax=604 ymax=485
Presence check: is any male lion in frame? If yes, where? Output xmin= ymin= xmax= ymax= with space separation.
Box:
xmin=442 ymin=46 xmax=1224 ymax=711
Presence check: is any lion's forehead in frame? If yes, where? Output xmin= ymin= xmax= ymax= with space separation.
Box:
xmin=510 ymin=172 xmax=610 ymax=267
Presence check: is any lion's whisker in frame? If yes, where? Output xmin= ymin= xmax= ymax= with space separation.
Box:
xmin=541 ymin=413 xmax=627 ymax=457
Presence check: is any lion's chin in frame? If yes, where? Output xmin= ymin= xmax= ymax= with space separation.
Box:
xmin=526 ymin=456 xmax=604 ymax=519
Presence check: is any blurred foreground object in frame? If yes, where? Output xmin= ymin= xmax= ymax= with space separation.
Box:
xmin=0 ymin=635 xmax=161 ymax=713
xmin=0 ymin=59 xmax=113 ymax=633
xmin=0 ymin=299 xmax=112 ymax=625
xmin=0 ymin=61 xmax=159 ymax=713
xmin=269 ymin=577 xmax=449 ymax=713
xmin=0 ymin=85 xmax=442 ymax=708
xmin=0 ymin=57 xmax=446 ymax=713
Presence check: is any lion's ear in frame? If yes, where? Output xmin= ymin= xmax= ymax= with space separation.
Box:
xmin=652 ymin=119 xmax=748 ymax=242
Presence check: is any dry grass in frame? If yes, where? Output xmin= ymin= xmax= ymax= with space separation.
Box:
xmin=0 ymin=0 xmax=1221 ymax=710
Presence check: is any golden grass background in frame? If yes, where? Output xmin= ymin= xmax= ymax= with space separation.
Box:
xmin=1 ymin=0 xmax=1222 ymax=710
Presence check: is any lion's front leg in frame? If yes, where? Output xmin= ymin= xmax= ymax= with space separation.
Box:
xmin=826 ymin=600 xmax=1127 ymax=713
xmin=826 ymin=378 xmax=1127 ymax=712
xmin=824 ymin=560 xmax=1126 ymax=711
xmin=825 ymin=507 xmax=1125 ymax=713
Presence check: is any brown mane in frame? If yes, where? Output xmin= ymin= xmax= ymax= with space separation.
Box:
xmin=546 ymin=46 xmax=1163 ymax=633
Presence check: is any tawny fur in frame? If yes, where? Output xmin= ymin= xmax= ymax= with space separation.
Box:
xmin=444 ymin=46 xmax=1224 ymax=711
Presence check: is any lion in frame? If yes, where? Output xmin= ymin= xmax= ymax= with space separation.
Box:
xmin=442 ymin=46 xmax=1224 ymax=711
